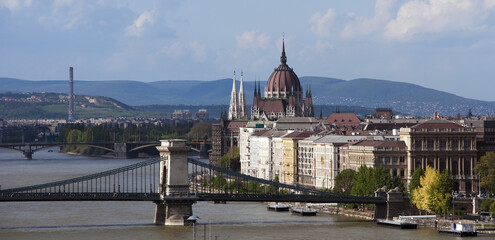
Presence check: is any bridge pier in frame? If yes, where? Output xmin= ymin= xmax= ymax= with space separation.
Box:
xmin=113 ymin=143 xmax=129 ymax=158
xmin=154 ymin=139 xmax=197 ymax=226
xmin=23 ymin=151 xmax=33 ymax=160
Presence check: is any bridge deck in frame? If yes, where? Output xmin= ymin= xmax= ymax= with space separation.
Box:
xmin=0 ymin=192 xmax=385 ymax=204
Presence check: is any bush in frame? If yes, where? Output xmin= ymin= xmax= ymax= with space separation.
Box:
xmin=490 ymin=202 xmax=495 ymax=217
xmin=481 ymin=198 xmax=494 ymax=212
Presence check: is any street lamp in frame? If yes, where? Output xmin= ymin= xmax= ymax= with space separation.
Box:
xmin=452 ymin=191 xmax=455 ymax=222
xmin=187 ymin=215 xmax=200 ymax=240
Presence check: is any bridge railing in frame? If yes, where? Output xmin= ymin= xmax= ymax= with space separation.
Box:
xmin=0 ymin=158 xmax=161 ymax=195
xmin=187 ymin=158 xmax=320 ymax=196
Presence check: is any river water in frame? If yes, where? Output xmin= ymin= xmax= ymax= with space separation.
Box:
xmin=0 ymin=149 xmax=481 ymax=239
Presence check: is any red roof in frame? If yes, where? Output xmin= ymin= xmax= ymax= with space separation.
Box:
xmin=257 ymin=99 xmax=285 ymax=113
xmin=350 ymin=140 xmax=406 ymax=147
xmin=326 ymin=113 xmax=361 ymax=126
xmin=411 ymin=120 xmax=463 ymax=129
xmin=283 ymin=131 xmax=317 ymax=139
xmin=226 ymin=121 xmax=248 ymax=130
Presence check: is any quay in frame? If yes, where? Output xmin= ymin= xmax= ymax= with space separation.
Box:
xmin=267 ymin=204 xmax=290 ymax=212
xmin=376 ymin=219 xmax=417 ymax=229
xmin=290 ymin=207 xmax=317 ymax=216
xmin=438 ymin=222 xmax=477 ymax=237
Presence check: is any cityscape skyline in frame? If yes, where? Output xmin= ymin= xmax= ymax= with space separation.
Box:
xmin=1 ymin=0 xmax=494 ymax=101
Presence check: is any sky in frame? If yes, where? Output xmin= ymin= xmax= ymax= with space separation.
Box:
xmin=1 ymin=0 xmax=494 ymax=101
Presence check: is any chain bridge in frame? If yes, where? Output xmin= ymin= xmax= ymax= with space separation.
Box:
xmin=0 ymin=140 xmax=386 ymax=225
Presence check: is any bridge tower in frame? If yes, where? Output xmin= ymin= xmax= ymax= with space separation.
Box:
xmin=154 ymin=139 xmax=197 ymax=225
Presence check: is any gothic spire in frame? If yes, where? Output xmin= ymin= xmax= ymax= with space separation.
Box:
xmin=280 ymin=35 xmax=287 ymax=65
xmin=228 ymin=71 xmax=238 ymax=120
xmin=238 ymin=71 xmax=247 ymax=119
xmin=258 ymin=81 xmax=261 ymax=97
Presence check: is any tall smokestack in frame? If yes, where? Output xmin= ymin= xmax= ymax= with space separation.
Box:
xmin=68 ymin=67 xmax=74 ymax=122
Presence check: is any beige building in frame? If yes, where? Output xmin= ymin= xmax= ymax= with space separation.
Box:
xmin=400 ymin=120 xmax=478 ymax=193
xmin=340 ymin=140 xmax=408 ymax=184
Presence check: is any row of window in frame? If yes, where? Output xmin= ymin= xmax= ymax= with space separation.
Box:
xmin=414 ymin=139 xmax=472 ymax=150
xmin=376 ymin=156 xmax=406 ymax=164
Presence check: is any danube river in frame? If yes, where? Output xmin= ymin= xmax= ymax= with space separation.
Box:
xmin=0 ymin=149 xmax=479 ymax=240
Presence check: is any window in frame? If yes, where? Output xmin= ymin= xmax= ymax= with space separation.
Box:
xmin=415 ymin=140 xmax=422 ymax=149
xmin=392 ymin=157 xmax=398 ymax=164
xmin=464 ymin=139 xmax=471 ymax=150
xmin=400 ymin=169 xmax=405 ymax=177
xmin=399 ymin=156 xmax=405 ymax=164
xmin=439 ymin=139 xmax=446 ymax=149
xmin=452 ymin=139 xmax=458 ymax=150
xmin=427 ymin=139 xmax=434 ymax=149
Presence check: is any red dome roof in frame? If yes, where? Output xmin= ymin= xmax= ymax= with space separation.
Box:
xmin=265 ymin=41 xmax=302 ymax=96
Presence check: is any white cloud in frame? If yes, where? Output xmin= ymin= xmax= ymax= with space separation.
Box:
xmin=189 ymin=42 xmax=206 ymax=62
xmin=309 ymin=8 xmax=335 ymax=37
xmin=236 ymin=30 xmax=270 ymax=50
xmin=385 ymin=0 xmax=492 ymax=41
xmin=485 ymin=0 xmax=495 ymax=8
xmin=124 ymin=10 xmax=154 ymax=37
xmin=341 ymin=0 xmax=396 ymax=39
xmin=38 ymin=0 xmax=90 ymax=29
xmin=158 ymin=42 xmax=184 ymax=59
xmin=0 ymin=0 xmax=31 ymax=11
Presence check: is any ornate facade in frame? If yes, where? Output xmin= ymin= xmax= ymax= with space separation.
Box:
xmin=400 ymin=120 xmax=478 ymax=193
xmin=251 ymin=40 xmax=313 ymax=121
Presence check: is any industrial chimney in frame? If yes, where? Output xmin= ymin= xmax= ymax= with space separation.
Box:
xmin=68 ymin=67 xmax=74 ymax=122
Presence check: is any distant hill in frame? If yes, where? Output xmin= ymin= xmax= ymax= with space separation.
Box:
xmin=1 ymin=77 xmax=494 ymax=117
xmin=0 ymin=92 xmax=150 ymax=119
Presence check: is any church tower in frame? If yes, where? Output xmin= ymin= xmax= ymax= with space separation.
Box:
xmin=228 ymin=71 xmax=238 ymax=120
xmin=238 ymin=72 xmax=247 ymax=119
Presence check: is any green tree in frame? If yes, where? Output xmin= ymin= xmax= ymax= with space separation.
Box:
xmin=217 ymin=147 xmax=240 ymax=171
xmin=351 ymin=166 xmax=393 ymax=196
xmin=352 ymin=165 xmax=373 ymax=196
xmin=409 ymin=167 xmax=425 ymax=192
xmin=490 ymin=202 xmax=495 ymax=218
xmin=475 ymin=152 xmax=495 ymax=195
xmin=373 ymin=167 xmax=392 ymax=191
xmin=391 ymin=177 xmax=406 ymax=192
xmin=481 ymin=198 xmax=494 ymax=212
xmin=186 ymin=122 xmax=212 ymax=140
xmin=334 ymin=169 xmax=356 ymax=195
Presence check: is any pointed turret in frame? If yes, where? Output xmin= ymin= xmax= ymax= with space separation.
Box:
xmin=228 ymin=71 xmax=238 ymax=120
xmin=280 ymin=36 xmax=287 ymax=65
xmin=238 ymin=71 xmax=247 ymax=119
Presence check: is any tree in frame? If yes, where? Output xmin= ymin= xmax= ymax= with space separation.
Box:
xmin=351 ymin=166 xmax=393 ymax=196
xmin=475 ymin=152 xmax=495 ymax=195
xmin=411 ymin=166 xmax=453 ymax=215
xmin=391 ymin=177 xmax=406 ymax=192
xmin=334 ymin=169 xmax=356 ymax=195
xmin=481 ymin=198 xmax=494 ymax=212
xmin=218 ymin=147 xmax=240 ymax=171
xmin=186 ymin=122 xmax=212 ymax=140
xmin=490 ymin=201 xmax=495 ymax=218
xmin=352 ymin=165 xmax=373 ymax=196
xmin=409 ymin=168 xmax=425 ymax=192
xmin=373 ymin=167 xmax=392 ymax=191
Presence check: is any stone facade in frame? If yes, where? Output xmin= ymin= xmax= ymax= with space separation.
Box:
xmin=400 ymin=120 xmax=478 ymax=193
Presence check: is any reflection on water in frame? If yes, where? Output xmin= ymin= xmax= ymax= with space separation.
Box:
xmin=0 ymin=149 xmax=456 ymax=240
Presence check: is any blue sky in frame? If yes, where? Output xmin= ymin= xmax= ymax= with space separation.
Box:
xmin=1 ymin=0 xmax=494 ymax=101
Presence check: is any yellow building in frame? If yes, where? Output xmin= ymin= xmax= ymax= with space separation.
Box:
xmin=281 ymin=132 xmax=315 ymax=185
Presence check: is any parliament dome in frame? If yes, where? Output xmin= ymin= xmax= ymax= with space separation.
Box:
xmin=265 ymin=41 xmax=302 ymax=99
